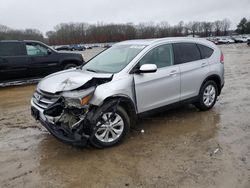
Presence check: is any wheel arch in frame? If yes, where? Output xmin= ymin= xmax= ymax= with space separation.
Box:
xmin=61 ymin=59 xmax=81 ymax=68
xmin=200 ymin=74 xmax=222 ymax=95
xmin=102 ymin=95 xmax=137 ymax=127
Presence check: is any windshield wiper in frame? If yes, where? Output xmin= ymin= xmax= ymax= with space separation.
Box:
xmin=86 ymin=68 xmax=112 ymax=74
xmin=86 ymin=68 xmax=98 ymax=73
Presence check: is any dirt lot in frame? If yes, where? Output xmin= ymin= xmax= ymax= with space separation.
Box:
xmin=0 ymin=44 xmax=250 ymax=188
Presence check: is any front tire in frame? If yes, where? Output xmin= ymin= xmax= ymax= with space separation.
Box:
xmin=90 ymin=106 xmax=130 ymax=148
xmin=195 ymin=80 xmax=218 ymax=111
xmin=63 ymin=63 xmax=77 ymax=70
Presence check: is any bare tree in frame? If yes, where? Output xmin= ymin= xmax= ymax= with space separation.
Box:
xmin=186 ymin=21 xmax=199 ymax=36
xmin=201 ymin=22 xmax=214 ymax=37
xmin=221 ymin=19 xmax=231 ymax=35
xmin=156 ymin=22 xmax=171 ymax=38
xmin=176 ymin=21 xmax=184 ymax=36
xmin=214 ymin=20 xmax=223 ymax=36
xmin=0 ymin=24 xmax=9 ymax=32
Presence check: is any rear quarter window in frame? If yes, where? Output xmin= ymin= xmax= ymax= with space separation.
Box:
xmin=0 ymin=42 xmax=25 ymax=57
xmin=173 ymin=43 xmax=201 ymax=64
xmin=197 ymin=44 xmax=214 ymax=59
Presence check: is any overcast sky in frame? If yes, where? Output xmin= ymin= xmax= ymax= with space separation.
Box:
xmin=0 ymin=0 xmax=249 ymax=34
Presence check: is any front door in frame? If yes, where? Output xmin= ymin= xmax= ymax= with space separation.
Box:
xmin=25 ymin=42 xmax=59 ymax=78
xmin=133 ymin=44 xmax=181 ymax=113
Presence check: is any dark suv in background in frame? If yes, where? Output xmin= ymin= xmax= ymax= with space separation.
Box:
xmin=0 ymin=40 xmax=84 ymax=83
xmin=55 ymin=44 xmax=86 ymax=51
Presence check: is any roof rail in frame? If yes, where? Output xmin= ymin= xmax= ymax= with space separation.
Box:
xmin=0 ymin=40 xmax=22 ymax=42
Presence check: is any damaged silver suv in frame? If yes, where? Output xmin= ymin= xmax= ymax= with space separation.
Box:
xmin=31 ymin=37 xmax=224 ymax=148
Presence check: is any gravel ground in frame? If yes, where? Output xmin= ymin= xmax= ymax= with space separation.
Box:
xmin=0 ymin=44 xmax=250 ymax=188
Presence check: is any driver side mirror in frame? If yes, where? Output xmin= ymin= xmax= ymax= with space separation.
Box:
xmin=47 ymin=49 xmax=52 ymax=55
xmin=138 ymin=64 xmax=157 ymax=73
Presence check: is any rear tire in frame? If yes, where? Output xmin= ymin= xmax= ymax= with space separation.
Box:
xmin=90 ymin=106 xmax=130 ymax=148
xmin=63 ymin=63 xmax=77 ymax=70
xmin=194 ymin=80 xmax=218 ymax=111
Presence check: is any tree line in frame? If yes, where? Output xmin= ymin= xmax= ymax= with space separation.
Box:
xmin=0 ymin=18 xmax=249 ymax=45
xmin=0 ymin=25 xmax=45 ymax=42
xmin=46 ymin=19 xmax=231 ymax=45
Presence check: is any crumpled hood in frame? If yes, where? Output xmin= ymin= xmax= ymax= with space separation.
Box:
xmin=38 ymin=69 xmax=113 ymax=94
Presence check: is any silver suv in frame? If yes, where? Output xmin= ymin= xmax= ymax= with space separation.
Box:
xmin=31 ymin=37 xmax=224 ymax=148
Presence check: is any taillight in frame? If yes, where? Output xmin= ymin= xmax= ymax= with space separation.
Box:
xmin=220 ymin=52 xmax=224 ymax=64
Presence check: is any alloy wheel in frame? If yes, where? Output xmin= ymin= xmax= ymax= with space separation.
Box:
xmin=95 ymin=112 xmax=124 ymax=143
xmin=203 ymin=84 xmax=216 ymax=107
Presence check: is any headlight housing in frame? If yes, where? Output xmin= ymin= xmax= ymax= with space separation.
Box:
xmin=62 ymin=86 xmax=95 ymax=108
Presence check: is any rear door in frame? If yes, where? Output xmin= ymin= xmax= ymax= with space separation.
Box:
xmin=133 ymin=44 xmax=181 ymax=113
xmin=25 ymin=42 xmax=59 ymax=78
xmin=173 ymin=43 xmax=210 ymax=100
xmin=0 ymin=42 xmax=30 ymax=82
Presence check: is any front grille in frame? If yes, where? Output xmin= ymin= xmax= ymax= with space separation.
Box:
xmin=32 ymin=90 xmax=60 ymax=109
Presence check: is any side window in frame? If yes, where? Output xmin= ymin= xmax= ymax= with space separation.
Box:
xmin=197 ymin=44 xmax=214 ymax=59
xmin=26 ymin=43 xmax=48 ymax=56
xmin=173 ymin=43 xmax=201 ymax=64
xmin=0 ymin=42 xmax=24 ymax=56
xmin=140 ymin=44 xmax=173 ymax=68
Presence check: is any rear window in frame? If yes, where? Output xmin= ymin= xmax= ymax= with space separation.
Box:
xmin=0 ymin=42 xmax=25 ymax=57
xmin=173 ymin=43 xmax=201 ymax=64
xmin=197 ymin=44 xmax=214 ymax=59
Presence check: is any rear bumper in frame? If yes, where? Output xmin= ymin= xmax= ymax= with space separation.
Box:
xmin=31 ymin=99 xmax=89 ymax=147
xmin=221 ymin=82 xmax=224 ymax=90
xmin=218 ymin=82 xmax=224 ymax=95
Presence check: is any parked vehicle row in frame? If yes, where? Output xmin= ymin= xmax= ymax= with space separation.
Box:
xmin=232 ymin=36 xmax=249 ymax=43
xmin=207 ymin=36 xmax=250 ymax=45
xmin=55 ymin=44 xmax=87 ymax=51
xmin=217 ymin=38 xmax=235 ymax=44
xmin=31 ymin=37 xmax=224 ymax=148
xmin=0 ymin=40 xmax=84 ymax=83
xmin=54 ymin=43 xmax=114 ymax=52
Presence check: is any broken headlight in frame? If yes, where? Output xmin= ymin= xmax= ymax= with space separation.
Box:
xmin=62 ymin=86 xmax=95 ymax=108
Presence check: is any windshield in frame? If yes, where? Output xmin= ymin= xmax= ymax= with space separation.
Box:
xmin=83 ymin=44 xmax=145 ymax=73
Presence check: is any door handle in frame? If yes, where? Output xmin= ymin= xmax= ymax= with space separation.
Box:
xmin=201 ymin=62 xmax=208 ymax=67
xmin=170 ymin=70 xmax=178 ymax=75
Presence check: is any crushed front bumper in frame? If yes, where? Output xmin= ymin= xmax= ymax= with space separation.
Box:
xmin=31 ymin=100 xmax=89 ymax=147
xmin=39 ymin=118 xmax=89 ymax=147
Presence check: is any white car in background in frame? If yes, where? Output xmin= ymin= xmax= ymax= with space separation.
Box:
xmin=233 ymin=36 xmax=248 ymax=43
xmin=217 ymin=38 xmax=235 ymax=44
